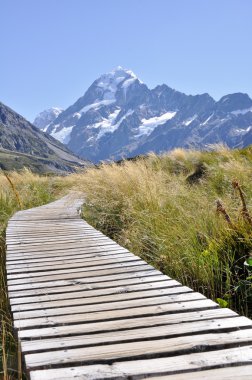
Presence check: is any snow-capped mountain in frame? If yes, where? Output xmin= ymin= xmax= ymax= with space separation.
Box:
xmin=35 ymin=66 xmax=252 ymax=162
xmin=33 ymin=107 xmax=63 ymax=131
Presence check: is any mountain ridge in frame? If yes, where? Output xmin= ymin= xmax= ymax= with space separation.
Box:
xmin=0 ymin=101 xmax=90 ymax=173
xmin=34 ymin=67 xmax=252 ymax=162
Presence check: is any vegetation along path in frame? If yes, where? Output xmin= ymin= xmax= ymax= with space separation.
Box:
xmin=5 ymin=193 xmax=252 ymax=379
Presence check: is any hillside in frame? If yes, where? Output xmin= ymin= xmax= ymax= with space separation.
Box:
xmin=34 ymin=67 xmax=252 ymax=162
xmin=0 ymin=101 xmax=90 ymax=173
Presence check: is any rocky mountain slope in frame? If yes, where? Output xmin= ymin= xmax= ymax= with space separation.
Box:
xmin=0 ymin=101 xmax=90 ymax=173
xmin=34 ymin=66 xmax=252 ymax=162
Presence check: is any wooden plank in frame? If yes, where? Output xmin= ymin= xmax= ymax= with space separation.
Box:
xmin=6 ymin=225 xmax=96 ymax=232
xmin=7 ymin=222 xmax=89 ymax=227
xmin=6 ymin=246 xmax=129 ymax=263
xmin=8 ymin=274 xmax=168 ymax=298
xmin=28 ymin=346 xmax=252 ymax=379
xmin=147 ymin=366 xmax=252 ymax=380
xmin=7 ymin=226 xmax=97 ymax=231
xmin=6 ymin=240 xmax=119 ymax=255
xmin=10 ymin=217 xmax=82 ymax=221
xmin=6 ymin=233 xmax=105 ymax=244
xmin=13 ymin=292 xmax=204 ymax=319
xmin=30 ymin=363 xmax=252 ymax=380
xmin=21 ymin=316 xmax=252 ymax=353
xmin=11 ymin=286 xmax=192 ymax=312
xmin=25 ymin=330 xmax=252 ymax=369
xmin=8 ymin=263 xmax=153 ymax=285
xmin=8 ymin=261 xmax=154 ymax=286
xmin=6 ymin=231 xmax=94 ymax=238
xmin=6 ymin=252 xmax=133 ymax=271
xmin=8 ymin=270 xmax=159 ymax=292
xmin=8 ymin=224 xmax=86 ymax=229
xmin=9 ymin=280 xmax=179 ymax=304
xmin=7 ymin=222 xmax=87 ymax=228
xmin=6 ymin=229 xmax=101 ymax=238
xmin=18 ymin=308 xmax=237 ymax=340
xmin=7 ymin=256 xmax=142 ymax=277
xmin=14 ymin=299 xmax=217 ymax=329
xmin=7 ymin=237 xmax=114 ymax=252
xmin=7 ymin=233 xmax=107 ymax=245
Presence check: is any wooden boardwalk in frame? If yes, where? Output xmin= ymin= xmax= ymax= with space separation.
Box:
xmin=6 ymin=194 xmax=252 ymax=379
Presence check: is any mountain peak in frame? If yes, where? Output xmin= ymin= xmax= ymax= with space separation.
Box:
xmin=110 ymin=66 xmax=137 ymax=78
xmin=217 ymin=93 xmax=252 ymax=113
xmin=96 ymin=66 xmax=143 ymax=88
xmin=33 ymin=107 xmax=63 ymax=131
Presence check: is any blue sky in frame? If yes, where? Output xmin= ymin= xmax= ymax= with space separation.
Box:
xmin=1 ymin=0 xmax=252 ymax=121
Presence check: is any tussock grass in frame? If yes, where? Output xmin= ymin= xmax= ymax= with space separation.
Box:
xmin=0 ymin=169 xmax=68 ymax=379
xmin=70 ymin=145 xmax=252 ymax=318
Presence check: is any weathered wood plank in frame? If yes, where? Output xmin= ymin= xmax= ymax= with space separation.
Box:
xmin=14 ymin=299 xmax=217 ymax=329
xmin=25 ymin=330 xmax=252 ymax=369
xmin=13 ymin=292 xmax=205 ymax=320
xmin=7 ymin=237 xmax=115 ymax=252
xmin=143 ymin=366 xmax=252 ymax=379
xmin=6 ymin=241 xmax=120 ymax=255
xmin=6 ymin=230 xmax=102 ymax=239
xmin=8 ymin=263 xmax=153 ymax=285
xmin=28 ymin=346 xmax=252 ymax=380
xmin=30 ymin=365 xmax=252 ymax=380
xmin=6 ymin=234 xmax=105 ymax=245
xmin=11 ymin=286 xmax=192 ymax=312
xmin=9 ymin=280 xmax=179 ymax=304
xmin=6 ymin=252 xmax=133 ymax=272
xmin=6 ymin=246 xmax=129 ymax=263
xmin=6 ymin=227 xmax=94 ymax=234
xmin=8 ymin=274 xmax=169 ymax=298
xmin=7 ymin=256 xmax=142 ymax=278
xmin=18 ymin=308 xmax=237 ymax=340
xmin=21 ymin=316 xmax=252 ymax=353
xmin=8 ymin=270 xmax=159 ymax=292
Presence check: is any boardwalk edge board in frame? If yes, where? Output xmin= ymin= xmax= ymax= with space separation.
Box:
xmin=6 ymin=194 xmax=252 ymax=379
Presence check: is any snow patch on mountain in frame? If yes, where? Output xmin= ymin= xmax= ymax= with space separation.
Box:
xmin=233 ymin=126 xmax=252 ymax=135
xmin=201 ymin=113 xmax=214 ymax=126
xmin=51 ymin=125 xmax=74 ymax=144
xmin=100 ymin=108 xmax=134 ymax=138
xmin=231 ymin=107 xmax=252 ymax=116
xmin=80 ymin=99 xmax=115 ymax=114
xmin=86 ymin=108 xmax=135 ymax=141
xmin=137 ymin=111 xmax=177 ymax=137
xmin=183 ymin=115 xmax=198 ymax=126
xmin=86 ymin=109 xmax=121 ymax=138
xmin=122 ymin=77 xmax=137 ymax=89
xmin=73 ymin=112 xmax=81 ymax=119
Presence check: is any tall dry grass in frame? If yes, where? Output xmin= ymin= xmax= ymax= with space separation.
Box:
xmin=69 ymin=146 xmax=252 ymax=317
